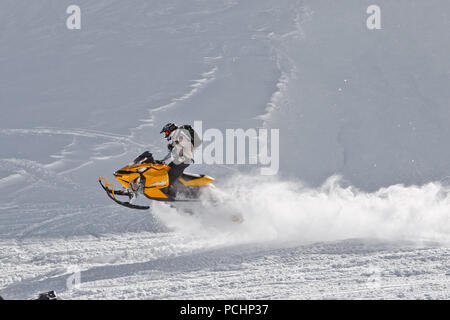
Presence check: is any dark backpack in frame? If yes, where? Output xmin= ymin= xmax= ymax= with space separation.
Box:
xmin=179 ymin=125 xmax=201 ymax=148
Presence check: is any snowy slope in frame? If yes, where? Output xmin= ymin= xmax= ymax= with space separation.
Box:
xmin=1 ymin=0 xmax=450 ymax=299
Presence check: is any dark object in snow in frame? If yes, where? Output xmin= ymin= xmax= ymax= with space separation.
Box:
xmin=36 ymin=291 xmax=58 ymax=300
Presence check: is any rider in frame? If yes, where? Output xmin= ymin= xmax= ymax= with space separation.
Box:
xmin=160 ymin=123 xmax=200 ymax=197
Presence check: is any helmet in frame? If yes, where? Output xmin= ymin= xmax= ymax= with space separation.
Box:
xmin=160 ymin=123 xmax=178 ymax=139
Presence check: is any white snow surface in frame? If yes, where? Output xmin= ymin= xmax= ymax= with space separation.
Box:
xmin=1 ymin=0 xmax=450 ymax=299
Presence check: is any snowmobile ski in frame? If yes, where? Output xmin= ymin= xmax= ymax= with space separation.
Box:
xmin=99 ymin=178 xmax=150 ymax=210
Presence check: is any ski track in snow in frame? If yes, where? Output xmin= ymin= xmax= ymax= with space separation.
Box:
xmin=0 ymin=128 xmax=134 ymax=192
xmin=129 ymin=64 xmax=220 ymax=144
xmin=257 ymin=6 xmax=309 ymax=123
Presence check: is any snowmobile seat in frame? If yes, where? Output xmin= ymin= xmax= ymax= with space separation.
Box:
xmin=180 ymin=172 xmax=204 ymax=181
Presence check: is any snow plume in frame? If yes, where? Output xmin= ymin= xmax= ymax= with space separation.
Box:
xmin=153 ymin=174 xmax=450 ymax=244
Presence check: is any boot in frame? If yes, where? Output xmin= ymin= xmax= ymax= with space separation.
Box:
xmin=167 ymin=184 xmax=177 ymax=198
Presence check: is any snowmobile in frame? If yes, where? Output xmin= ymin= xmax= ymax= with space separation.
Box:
xmin=98 ymin=151 xmax=214 ymax=210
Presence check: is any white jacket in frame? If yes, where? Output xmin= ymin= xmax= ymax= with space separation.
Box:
xmin=168 ymin=128 xmax=195 ymax=165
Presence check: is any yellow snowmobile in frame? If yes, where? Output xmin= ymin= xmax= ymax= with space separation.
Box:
xmin=98 ymin=152 xmax=214 ymax=210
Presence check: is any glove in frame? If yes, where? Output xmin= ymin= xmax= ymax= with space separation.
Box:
xmin=167 ymin=144 xmax=174 ymax=151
